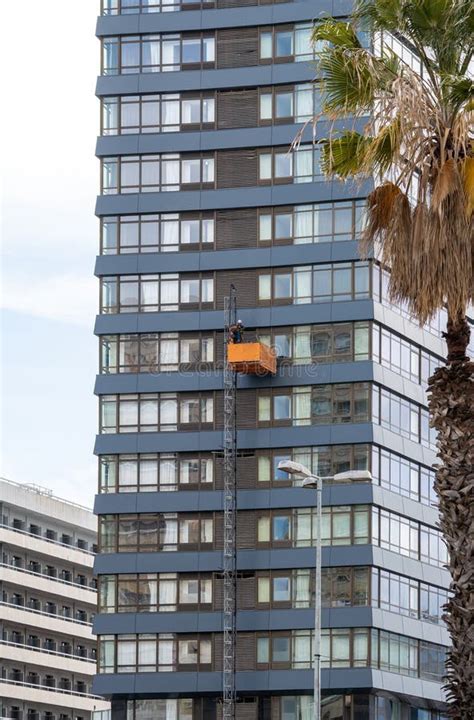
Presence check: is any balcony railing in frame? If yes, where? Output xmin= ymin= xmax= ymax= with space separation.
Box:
xmin=0 ymin=562 xmax=96 ymax=593
xmin=0 ymin=678 xmax=101 ymax=700
xmin=0 ymin=639 xmax=96 ymax=664
xmin=0 ymin=600 xmax=93 ymax=628
xmin=0 ymin=523 xmax=95 ymax=556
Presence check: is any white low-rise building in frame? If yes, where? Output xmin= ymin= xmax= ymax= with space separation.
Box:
xmin=0 ymin=478 xmax=109 ymax=720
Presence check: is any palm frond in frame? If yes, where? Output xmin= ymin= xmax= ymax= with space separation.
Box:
xmin=320 ymin=132 xmax=372 ymax=178
xmin=443 ymin=77 xmax=474 ymax=111
xmin=363 ymin=182 xmax=408 ymax=237
xmin=355 ymin=0 xmax=404 ymax=33
xmin=367 ymin=117 xmax=401 ymax=176
xmin=311 ymin=19 xmax=361 ymax=49
xmin=302 ymin=0 xmax=474 ymax=326
xmin=431 ymin=158 xmax=460 ymax=214
xmin=319 ymin=49 xmax=376 ymax=114
xmin=318 ymin=47 xmax=399 ymax=115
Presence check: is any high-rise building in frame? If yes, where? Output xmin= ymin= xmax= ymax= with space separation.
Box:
xmin=92 ymin=1 xmax=451 ymax=718
xmin=0 ymin=478 xmax=109 ymax=720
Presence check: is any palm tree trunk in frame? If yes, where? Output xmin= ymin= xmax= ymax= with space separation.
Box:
xmin=428 ymin=314 xmax=474 ymax=719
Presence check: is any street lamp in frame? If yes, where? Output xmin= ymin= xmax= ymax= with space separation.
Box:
xmin=277 ymin=460 xmax=372 ymax=720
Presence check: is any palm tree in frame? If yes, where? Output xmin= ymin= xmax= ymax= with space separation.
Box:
xmin=303 ymin=0 xmax=474 ymax=716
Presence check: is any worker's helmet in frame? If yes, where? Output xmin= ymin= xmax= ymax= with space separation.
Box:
xmin=237 ymin=319 xmax=243 ymax=325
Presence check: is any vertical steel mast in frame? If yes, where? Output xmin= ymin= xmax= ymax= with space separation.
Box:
xmin=222 ymin=285 xmax=237 ymax=720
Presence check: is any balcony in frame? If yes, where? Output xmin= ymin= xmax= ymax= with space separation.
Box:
xmin=0 ymin=640 xmax=95 ymax=675
xmin=0 ymin=602 xmax=94 ymax=640
xmin=0 ymin=678 xmax=109 ymax=713
xmin=0 ymin=564 xmax=96 ymax=604
xmin=0 ymin=526 xmax=94 ymax=567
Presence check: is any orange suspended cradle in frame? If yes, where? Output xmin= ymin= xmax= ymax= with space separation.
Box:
xmin=227 ymin=342 xmax=276 ymax=375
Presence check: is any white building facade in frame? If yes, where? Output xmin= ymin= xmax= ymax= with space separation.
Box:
xmin=0 ymin=478 xmax=109 ymax=720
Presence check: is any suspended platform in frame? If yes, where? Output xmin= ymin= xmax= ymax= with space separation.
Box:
xmin=227 ymin=342 xmax=276 ymax=375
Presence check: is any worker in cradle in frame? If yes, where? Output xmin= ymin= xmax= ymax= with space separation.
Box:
xmin=229 ymin=320 xmax=244 ymax=344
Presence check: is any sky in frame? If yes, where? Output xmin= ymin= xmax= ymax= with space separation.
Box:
xmin=1 ymin=1 xmax=100 ymax=506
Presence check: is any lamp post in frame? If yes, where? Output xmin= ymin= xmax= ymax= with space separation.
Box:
xmin=277 ymin=460 xmax=372 ymax=720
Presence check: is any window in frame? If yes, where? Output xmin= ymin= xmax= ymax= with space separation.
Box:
xmin=101 ymin=213 xmax=215 ymax=254
xmin=257 ymin=384 xmax=370 ymax=427
xmin=256 ymin=322 xmax=370 ymax=366
xmin=100 ymin=634 xmax=213 ymax=674
xmin=321 ymin=506 xmax=370 ymax=547
xmin=257 ymin=514 xmax=292 ymax=545
xmin=259 ymin=24 xmax=318 ymax=64
xmin=258 ymin=84 xmax=322 ymax=124
xmin=127 ymin=698 xmax=213 ymax=720
xmin=257 ymin=570 xmax=311 ymax=608
xmin=372 ymin=324 xmax=442 ymax=386
xmin=322 ymin=567 xmax=370 ymax=608
xmin=259 ymin=145 xmax=322 ymax=184
xmin=378 ymin=569 xmax=418 ymax=618
xmin=256 ymin=506 xmax=370 ymax=549
xmin=99 ymin=513 xmax=214 ymax=553
xmin=371 ymin=445 xmax=436 ymax=506
xmin=258 ymin=262 xmax=370 ymax=305
xmin=373 ymin=507 xmax=447 ymax=568
xmin=101 ymin=274 xmax=214 ymax=313
xmin=257 ymin=445 xmax=370 ymax=487
xmin=101 ymin=333 xmax=215 ymax=374
xmin=102 ymin=34 xmax=215 ymax=75
xmin=102 ymin=155 xmax=215 ymax=194
xmin=275 ymin=90 xmax=292 ymax=117
xmin=257 ymin=200 xmax=365 ymax=245
xmin=372 ymin=385 xmax=437 ymax=449
xmin=372 ymin=263 xmax=447 ymax=339
xmin=99 ymin=573 xmax=213 ymax=613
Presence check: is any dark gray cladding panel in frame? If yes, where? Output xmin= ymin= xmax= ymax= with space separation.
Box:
xmin=93 ymin=545 xmax=448 ymax=593
xmin=94 ymin=490 xmax=224 ymax=514
xmin=236 ymin=606 xmax=372 ymax=633
xmin=236 ymin=545 xmax=374 ymax=571
xmin=95 ymin=179 xmax=373 ymax=216
xmin=93 ymin=667 xmax=444 ymax=702
xmin=93 ymin=671 xmax=221 ymax=697
xmin=93 ymin=483 xmax=374 ymax=515
xmin=93 ymin=485 xmax=441 ymax=530
xmin=94 ymin=370 xmax=222 ymax=395
xmin=96 ymin=63 xmax=313 ymax=97
xmin=95 ymin=118 xmax=369 ymax=157
xmin=93 ymin=545 xmax=375 ymax=575
xmin=93 ymin=607 xmax=375 ymax=636
xmin=93 ymin=423 xmax=375 ymax=455
xmin=94 ymin=549 xmax=222 ymax=574
xmin=94 ymin=430 xmax=223 ymax=454
xmin=93 ymin=360 xmax=375 ymax=395
xmin=95 ymin=0 xmax=350 ymax=37
xmin=94 ymin=610 xmax=223 ymax=635
xmin=236 ymin=423 xmax=375 ymax=450
xmin=94 ymin=240 xmax=362 ymax=276
xmin=94 ymin=300 xmax=375 ymax=335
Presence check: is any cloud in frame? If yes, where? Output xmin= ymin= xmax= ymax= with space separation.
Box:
xmin=1 ymin=273 xmax=97 ymax=327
